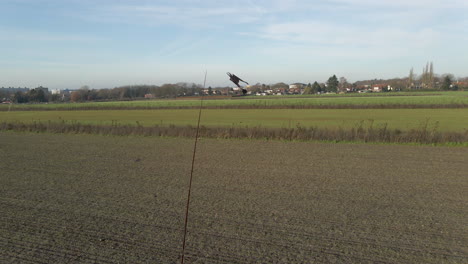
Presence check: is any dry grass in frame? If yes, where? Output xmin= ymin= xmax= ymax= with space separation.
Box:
xmin=1 ymin=120 xmax=467 ymax=145
xmin=2 ymin=103 xmax=467 ymax=111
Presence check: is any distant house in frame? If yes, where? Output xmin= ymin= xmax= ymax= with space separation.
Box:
xmin=372 ymin=84 xmax=391 ymax=92
xmin=289 ymin=83 xmax=304 ymax=94
xmin=144 ymin=94 xmax=155 ymax=98
xmin=455 ymin=81 xmax=468 ymax=90
xmin=290 ymin=83 xmax=305 ymax=92
xmin=275 ymin=87 xmax=288 ymax=94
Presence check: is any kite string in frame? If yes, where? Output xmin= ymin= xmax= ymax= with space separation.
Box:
xmin=181 ymin=70 xmax=207 ymax=264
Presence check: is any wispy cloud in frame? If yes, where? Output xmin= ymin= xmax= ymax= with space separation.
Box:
xmin=151 ymin=35 xmax=214 ymax=59
xmin=0 ymin=27 xmax=103 ymax=43
xmin=258 ymin=21 xmax=442 ymax=47
xmin=332 ymin=0 xmax=468 ymax=8
xmin=80 ymin=1 xmax=268 ymax=28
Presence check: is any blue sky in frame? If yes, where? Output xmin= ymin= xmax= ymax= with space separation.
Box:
xmin=1 ymin=0 xmax=467 ymax=89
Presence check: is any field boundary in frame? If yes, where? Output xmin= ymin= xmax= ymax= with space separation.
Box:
xmin=1 ymin=121 xmax=466 ymax=145
xmin=1 ymin=103 xmax=467 ymax=111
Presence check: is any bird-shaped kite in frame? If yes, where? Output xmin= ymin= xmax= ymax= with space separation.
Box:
xmin=227 ymin=72 xmax=249 ymax=95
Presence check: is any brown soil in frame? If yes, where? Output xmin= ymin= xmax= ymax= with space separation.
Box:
xmin=0 ymin=133 xmax=467 ymax=263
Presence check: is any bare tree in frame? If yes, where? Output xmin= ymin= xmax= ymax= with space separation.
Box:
xmin=408 ymin=67 xmax=414 ymax=89
xmin=339 ymin=77 xmax=349 ymax=92
xmin=420 ymin=61 xmax=434 ymax=89
xmin=429 ymin=61 xmax=434 ymax=89
xmin=421 ymin=64 xmax=427 ymax=88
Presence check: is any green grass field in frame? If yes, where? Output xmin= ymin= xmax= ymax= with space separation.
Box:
xmin=1 ymin=91 xmax=467 ymax=110
xmin=1 ymin=108 xmax=467 ymax=132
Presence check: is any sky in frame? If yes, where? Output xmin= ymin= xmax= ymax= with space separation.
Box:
xmin=1 ymin=0 xmax=467 ymax=89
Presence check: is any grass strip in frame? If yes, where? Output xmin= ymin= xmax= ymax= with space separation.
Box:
xmin=2 ymin=121 xmax=466 ymax=145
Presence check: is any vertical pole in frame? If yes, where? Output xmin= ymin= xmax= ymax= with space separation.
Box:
xmin=181 ymin=70 xmax=207 ymax=264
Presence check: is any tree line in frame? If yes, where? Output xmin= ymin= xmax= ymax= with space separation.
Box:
xmin=246 ymin=75 xmax=341 ymax=95
xmin=2 ymin=68 xmax=467 ymax=103
xmin=2 ymin=83 xmax=207 ymax=103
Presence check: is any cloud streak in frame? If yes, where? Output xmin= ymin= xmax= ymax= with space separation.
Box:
xmin=258 ymin=21 xmax=442 ymax=47
xmin=81 ymin=1 xmax=268 ymax=28
xmin=0 ymin=27 xmax=103 ymax=42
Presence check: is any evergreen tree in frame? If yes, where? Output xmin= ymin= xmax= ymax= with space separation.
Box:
xmin=429 ymin=62 xmax=434 ymax=89
xmin=326 ymin=75 xmax=339 ymax=92
xmin=312 ymin=81 xmax=321 ymax=94
xmin=441 ymin=75 xmax=453 ymax=90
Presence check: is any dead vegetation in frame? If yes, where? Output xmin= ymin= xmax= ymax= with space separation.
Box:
xmin=1 ymin=103 xmax=467 ymax=111
xmin=1 ymin=120 xmax=467 ymax=145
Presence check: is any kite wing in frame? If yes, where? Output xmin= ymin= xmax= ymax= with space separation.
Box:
xmin=227 ymin=72 xmax=248 ymax=87
xmin=236 ymin=75 xmax=248 ymax=85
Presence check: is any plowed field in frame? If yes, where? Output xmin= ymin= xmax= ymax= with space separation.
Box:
xmin=1 ymin=133 xmax=467 ymax=263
